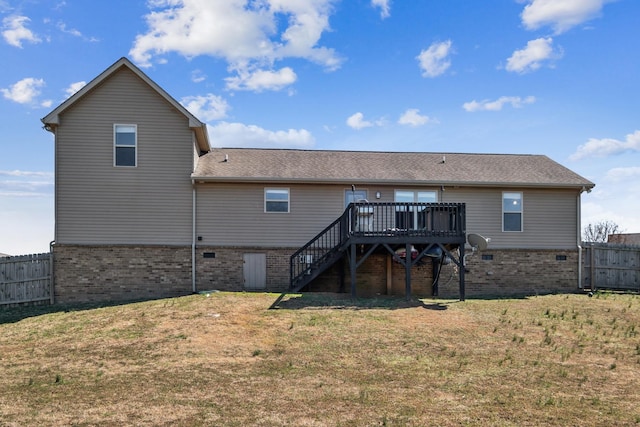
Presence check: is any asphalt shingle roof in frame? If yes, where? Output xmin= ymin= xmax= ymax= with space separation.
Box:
xmin=193 ymin=148 xmax=594 ymax=189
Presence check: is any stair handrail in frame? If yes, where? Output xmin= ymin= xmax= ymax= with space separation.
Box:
xmin=290 ymin=204 xmax=356 ymax=288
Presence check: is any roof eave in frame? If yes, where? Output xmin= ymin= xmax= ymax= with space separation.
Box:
xmin=192 ymin=124 xmax=210 ymax=153
xmin=190 ymin=175 xmax=595 ymax=189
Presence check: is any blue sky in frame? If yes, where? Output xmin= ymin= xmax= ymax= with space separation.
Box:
xmin=1 ymin=0 xmax=639 ymax=255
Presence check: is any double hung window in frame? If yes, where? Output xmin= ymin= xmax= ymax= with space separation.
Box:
xmin=265 ymin=188 xmax=290 ymax=213
xmin=503 ymin=192 xmax=523 ymax=232
xmin=114 ymin=124 xmax=137 ymax=167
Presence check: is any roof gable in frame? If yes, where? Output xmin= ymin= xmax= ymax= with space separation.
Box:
xmin=41 ymin=57 xmax=210 ymax=152
xmin=193 ymin=148 xmax=595 ymax=189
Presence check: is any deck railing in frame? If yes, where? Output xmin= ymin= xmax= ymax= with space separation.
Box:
xmin=290 ymin=202 xmax=466 ymax=290
xmin=349 ymin=201 xmax=465 ymax=238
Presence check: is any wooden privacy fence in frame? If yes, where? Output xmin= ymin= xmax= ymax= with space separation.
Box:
xmin=582 ymin=243 xmax=640 ymax=292
xmin=0 ymin=253 xmax=52 ymax=305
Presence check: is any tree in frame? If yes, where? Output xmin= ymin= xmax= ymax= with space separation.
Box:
xmin=583 ymin=220 xmax=624 ymax=243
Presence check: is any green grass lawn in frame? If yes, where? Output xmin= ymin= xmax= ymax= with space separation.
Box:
xmin=1 ymin=291 xmax=639 ymax=426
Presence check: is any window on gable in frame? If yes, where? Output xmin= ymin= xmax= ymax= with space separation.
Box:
xmin=114 ymin=124 xmax=137 ymax=167
xmin=503 ymin=192 xmax=523 ymax=232
xmin=265 ymin=188 xmax=289 ymax=213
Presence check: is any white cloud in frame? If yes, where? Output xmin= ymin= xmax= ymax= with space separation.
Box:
xmin=65 ymin=81 xmax=86 ymax=98
xmin=347 ymin=112 xmax=382 ymax=130
xmin=181 ymin=94 xmax=230 ymax=122
xmin=129 ymin=0 xmax=341 ymax=92
xmin=225 ymin=67 xmax=297 ymax=92
xmin=505 ymin=37 xmax=561 ymax=74
xmin=207 ymin=122 xmax=314 ymax=148
xmin=0 ymin=195 xmax=53 ymax=255
xmin=521 ymin=0 xmax=608 ymax=34
xmin=346 ymin=112 xmax=372 ymax=130
xmin=0 ymin=170 xmax=54 ymax=197
xmin=416 ymin=40 xmax=453 ymax=78
xmin=1 ymin=77 xmax=45 ymax=104
xmin=463 ymin=96 xmax=536 ymax=112
xmin=0 ymin=180 xmax=54 ymax=197
xmin=570 ymin=130 xmax=640 ymax=160
xmin=0 ymin=170 xmax=54 ymax=254
xmin=191 ymin=69 xmax=206 ymax=83
xmin=581 ymin=174 xmax=640 ymax=235
xmin=371 ymin=0 xmax=391 ymax=19
xmin=604 ymin=166 xmax=640 ymax=182
xmin=2 ymin=15 xmax=41 ymax=47
xmin=0 ymin=170 xmax=54 ymax=178
xmin=56 ymin=21 xmax=82 ymax=37
xmin=397 ymin=109 xmax=436 ymax=126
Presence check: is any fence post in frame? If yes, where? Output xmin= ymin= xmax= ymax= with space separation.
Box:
xmin=590 ymin=243 xmax=595 ymax=291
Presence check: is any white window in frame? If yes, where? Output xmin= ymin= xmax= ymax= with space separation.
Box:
xmin=394 ymin=190 xmax=437 ymax=229
xmin=503 ymin=192 xmax=523 ymax=232
xmin=114 ymin=124 xmax=137 ymax=167
xmin=265 ymin=188 xmax=289 ymax=213
xmin=345 ymin=189 xmax=368 ymax=207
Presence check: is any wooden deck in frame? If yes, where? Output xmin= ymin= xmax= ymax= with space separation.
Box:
xmin=290 ymin=202 xmax=467 ymax=300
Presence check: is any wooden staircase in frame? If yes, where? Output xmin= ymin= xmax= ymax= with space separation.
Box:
xmin=289 ymin=206 xmax=352 ymax=292
xmin=290 ymin=202 xmax=467 ymax=293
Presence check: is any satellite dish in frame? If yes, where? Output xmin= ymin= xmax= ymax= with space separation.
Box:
xmin=468 ymin=233 xmax=490 ymax=251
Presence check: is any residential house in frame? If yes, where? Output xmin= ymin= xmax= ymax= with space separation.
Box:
xmin=607 ymin=234 xmax=640 ymax=245
xmin=42 ymin=57 xmax=595 ymax=303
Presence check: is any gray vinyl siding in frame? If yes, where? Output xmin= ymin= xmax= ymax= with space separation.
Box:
xmin=196 ymin=183 xmax=348 ymax=247
xmin=197 ymin=183 xmax=579 ymax=250
xmin=442 ymin=188 xmax=579 ymax=249
xmin=196 ymin=183 xmax=444 ymax=247
xmin=55 ymin=67 xmax=194 ymax=244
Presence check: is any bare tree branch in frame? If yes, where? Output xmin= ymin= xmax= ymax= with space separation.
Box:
xmin=583 ymin=220 xmax=624 ymax=243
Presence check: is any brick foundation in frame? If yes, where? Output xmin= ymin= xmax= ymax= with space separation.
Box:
xmin=299 ymin=248 xmax=579 ymax=299
xmin=438 ymin=248 xmax=579 ymax=298
xmin=53 ymin=245 xmax=580 ymax=304
xmin=53 ymin=244 xmax=192 ymax=303
xmin=195 ymin=246 xmax=292 ymax=292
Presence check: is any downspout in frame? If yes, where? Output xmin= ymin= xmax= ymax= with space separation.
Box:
xmin=192 ymin=180 xmax=197 ymax=293
xmin=49 ymin=240 xmax=55 ymax=304
xmin=577 ymin=190 xmax=583 ymax=290
xmin=46 ymin=123 xmax=56 ymax=304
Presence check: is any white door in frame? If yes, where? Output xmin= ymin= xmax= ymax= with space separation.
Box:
xmin=243 ymin=253 xmax=266 ymax=290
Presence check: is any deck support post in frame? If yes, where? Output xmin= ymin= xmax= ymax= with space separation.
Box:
xmin=386 ymin=254 xmax=392 ymax=295
xmin=432 ymin=257 xmax=440 ymax=296
xmin=405 ymin=243 xmax=412 ymax=301
xmin=350 ymin=243 xmax=357 ymax=299
xmin=459 ymin=243 xmax=466 ymax=301
xmin=338 ymin=257 xmax=345 ymax=293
